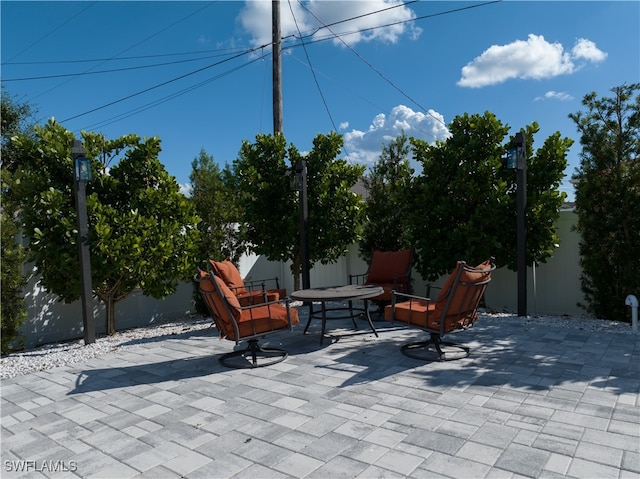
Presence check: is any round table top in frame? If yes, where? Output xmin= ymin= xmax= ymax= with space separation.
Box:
xmin=290 ymin=284 xmax=384 ymax=302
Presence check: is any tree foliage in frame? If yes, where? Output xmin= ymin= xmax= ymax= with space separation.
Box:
xmin=190 ymin=148 xmax=245 ymax=264
xmin=407 ymin=112 xmax=570 ymax=281
xmin=569 ymin=83 xmax=640 ymax=320
xmin=1 ymin=89 xmax=36 ymax=353
xmin=233 ymin=132 xmax=365 ymax=289
xmin=189 ymin=149 xmax=245 ymax=314
xmin=359 ymin=131 xmax=414 ymax=261
xmin=11 ymin=120 xmax=200 ymax=334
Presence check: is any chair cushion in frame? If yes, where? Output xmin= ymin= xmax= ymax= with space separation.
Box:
xmin=210 ymin=259 xmax=246 ymax=294
xmin=237 ymin=290 xmax=280 ymax=307
xmin=367 ymin=249 xmax=412 ymax=284
xmin=385 ymin=258 xmax=493 ymax=333
xmin=436 ymin=258 xmax=493 ymax=301
xmin=198 ymin=270 xmax=242 ymax=337
xmin=236 ymin=304 xmax=300 ymax=339
xmin=384 ymin=298 xmax=435 ymax=327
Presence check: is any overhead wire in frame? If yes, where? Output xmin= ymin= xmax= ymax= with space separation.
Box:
xmin=62 ymin=44 xmax=268 ymax=123
xmin=4 ymin=2 xmax=97 ymax=63
xmin=295 ymin=0 xmax=502 ymax=131
xmin=28 ymin=1 xmax=218 ymax=101
xmin=13 ymin=0 xmax=501 ymax=133
xmin=287 ymin=1 xmax=338 ymax=133
xmin=81 ymin=52 xmax=269 ymax=132
xmin=2 ymin=51 xmax=253 ymax=82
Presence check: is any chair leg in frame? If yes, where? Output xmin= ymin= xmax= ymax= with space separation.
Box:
xmin=219 ymin=339 xmax=288 ymax=369
xmin=401 ymin=333 xmax=470 ymax=361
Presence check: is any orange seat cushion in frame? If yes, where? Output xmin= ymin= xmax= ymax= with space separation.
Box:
xmin=385 ymin=258 xmax=492 ymax=333
xmin=198 ymin=270 xmax=298 ymax=341
xmin=236 ymin=304 xmax=299 ymax=339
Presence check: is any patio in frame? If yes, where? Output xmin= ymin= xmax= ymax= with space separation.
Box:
xmin=1 ymin=310 xmax=639 ymax=478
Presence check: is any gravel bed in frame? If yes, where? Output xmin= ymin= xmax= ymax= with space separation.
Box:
xmin=1 ymin=311 xmax=636 ymax=380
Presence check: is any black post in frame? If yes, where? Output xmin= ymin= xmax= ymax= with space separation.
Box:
xmin=272 ymin=0 xmax=283 ymax=134
xmin=72 ymin=140 xmax=96 ymax=344
xmin=297 ymin=160 xmax=311 ymax=290
xmin=514 ymin=132 xmax=527 ymax=317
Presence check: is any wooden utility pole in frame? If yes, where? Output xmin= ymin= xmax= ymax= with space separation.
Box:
xmin=272 ymin=0 xmax=283 ymax=133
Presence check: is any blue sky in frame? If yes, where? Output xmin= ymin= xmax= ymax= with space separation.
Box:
xmin=2 ymin=1 xmax=638 ymax=200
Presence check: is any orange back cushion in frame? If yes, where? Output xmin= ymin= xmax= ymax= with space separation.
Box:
xmin=435 ymin=259 xmax=493 ymax=328
xmin=367 ymin=249 xmax=412 ymax=284
xmin=210 ymin=259 xmax=246 ymax=294
xmin=198 ymin=270 xmax=242 ymax=337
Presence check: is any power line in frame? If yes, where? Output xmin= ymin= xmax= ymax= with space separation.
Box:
xmin=5 ymin=2 xmax=97 ymax=63
xmin=288 ymin=0 xmax=339 ymax=133
xmin=28 ymin=1 xmax=218 ymax=101
xmin=61 ymin=46 xmax=265 ymax=123
xmin=296 ymin=0 xmax=444 ymax=128
xmin=2 ymin=46 xmax=249 ymax=66
xmin=2 ymin=51 xmax=246 ymax=82
xmin=40 ymin=1 xmax=501 ymax=131
xmin=80 ymin=52 xmax=268 ymax=132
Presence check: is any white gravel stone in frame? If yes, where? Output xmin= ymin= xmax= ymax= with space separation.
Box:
xmin=1 ymin=310 xmax=636 ymax=380
xmin=1 ymin=317 xmax=212 ymax=380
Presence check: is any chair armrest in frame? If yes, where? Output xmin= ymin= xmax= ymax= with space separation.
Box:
xmin=238 ymin=297 xmax=291 ymax=311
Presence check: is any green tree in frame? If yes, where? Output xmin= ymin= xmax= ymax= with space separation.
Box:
xmin=359 ymin=132 xmax=414 ymax=261
xmin=189 ymin=149 xmax=245 ymax=314
xmin=190 ymin=148 xmax=245 ymax=264
xmin=12 ymin=120 xmax=200 ymax=334
xmin=233 ymin=132 xmax=365 ymax=289
xmin=408 ymin=112 xmax=570 ymax=281
xmin=569 ymin=83 xmax=640 ymax=320
xmin=1 ymin=88 xmax=36 ymax=353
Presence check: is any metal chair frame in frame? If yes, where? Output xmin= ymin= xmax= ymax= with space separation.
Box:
xmin=388 ymin=259 xmax=495 ymax=361
xmin=196 ymin=270 xmax=296 ymax=369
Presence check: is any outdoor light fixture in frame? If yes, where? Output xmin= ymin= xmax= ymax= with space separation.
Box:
xmin=74 ymin=157 xmax=92 ymax=182
xmin=289 ymin=162 xmax=305 ymax=191
xmin=507 ymin=131 xmax=526 ymax=169
xmin=71 ymin=139 xmax=96 ymax=344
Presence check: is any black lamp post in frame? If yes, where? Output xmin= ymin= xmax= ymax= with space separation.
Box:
xmin=71 ymin=140 xmax=96 ymax=344
xmin=507 ymin=131 xmax=527 ymax=317
xmin=290 ymin=160 xmax=310 ymax=290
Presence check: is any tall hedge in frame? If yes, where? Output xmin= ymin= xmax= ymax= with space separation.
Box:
xmin=570 ymin=83 xmax=640 ymax=320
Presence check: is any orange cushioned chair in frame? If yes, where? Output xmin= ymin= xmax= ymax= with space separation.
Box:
xmin=385 ymin=258 xmax=495 ymax=361
xmin=210 ymin=259 xmax=287 ymax=307
xmin=349 ymin=249 xmax=413 ymax=303
xmin=195 ymin=269 xmax=299 ymax=368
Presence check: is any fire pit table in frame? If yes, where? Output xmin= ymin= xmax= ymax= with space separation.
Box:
xmin=291 ymin=284 xmax=383 ymax=345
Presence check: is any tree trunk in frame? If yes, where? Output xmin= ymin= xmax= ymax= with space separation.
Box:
xmin=105 ymin=294 xmax=116 ymax=335
xmin=291 ymin=256 xmax=301 ymax=291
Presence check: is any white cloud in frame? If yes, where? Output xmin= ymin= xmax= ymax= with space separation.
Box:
xmin=339 ymin=121 xmax=349 ymax=130
xmin=239 ymin=0 xmax=420 ymax=49
xmin=458 ymin=34 xmax=607 ymax=88
xmin=343 ymin=105 xmax=449 ymax=169
xmin=535 ymin=90 xmax=573 ymax=102
xmin=179 ymin=183 xmax=192 ymax=197
xmin=572 ymin=38 xmax=607 ymax=62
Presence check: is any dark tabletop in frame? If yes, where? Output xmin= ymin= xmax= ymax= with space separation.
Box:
xmin=290 ymin=284 xmax=384 ymax=302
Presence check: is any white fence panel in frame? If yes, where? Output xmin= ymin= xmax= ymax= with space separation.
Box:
xmin=19 ymin=211 xmax=587 ymax=349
